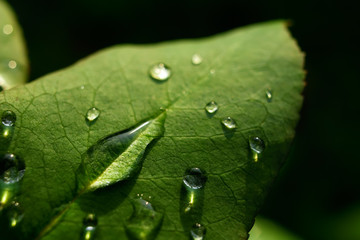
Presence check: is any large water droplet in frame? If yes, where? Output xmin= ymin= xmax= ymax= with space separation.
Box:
xmin=125 ymin=198 xmax=163 ymax=240
xmin=183 ymin=168 xmax=207 ymax=190
xmin=204 ymin=101 xmax=218 ymax=114
xmin=2 ymin=24 xmax=13 ymax=35
xmin=249 ymin=136 xmax=265 ymax=162
xmin=265 ymin=89 xmax=273 ymax=102
xmin=192 ymin=54 xmax=203 ymax=65
xmin=0 ymin=154 xmax=25 ymax=184
xmin=82 ymin=213 xmax=97 ymax=240
xmin=1 ymin=110 xmax=16 ymax=127
xmin=190 ymin=223 xmax=206 ymax=240
xmin=7 ymin=201 xmax=24 ymax=228
xmin=149 ymin=63 xmax=171 ymax=81
xmin=221 ymin=117 xmax=236 ymax=129
xmin=86 ymin=107 xmax=100 ymax=123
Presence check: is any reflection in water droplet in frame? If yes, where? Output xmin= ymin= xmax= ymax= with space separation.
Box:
xmin=265 ymin=89 xmax=272 ymax=102
xmin=192 ymin=54 xmax=203 ymax=65
xmin=125 ymin=198 xmax=163 ymax=240
xmin=149 ymin=63 xmax=171 ymax=81
xmin=86 ymin=107 xmax=100 ymax=122
xmin=249 ymin=136 xmax=265 ymax=162
xmin=8 ymin=60 xmax=17 ymax=70
xmin=82 ymin=213 xmax=97 ymax=240
xmin=0 ymin=153 xmax=25 ymax=184
xmin=1 ymin=110 xmax=16 ymax=127
xmin=2 ymin=24 xmax=13 ymax=35
xmin=190 ymin=223 xmax=206 ymax=240
xmin=221 ymin=117 xmax=236 ymax=129
xmin=7 ymin=201 xmax=24 ymax=228
xmin=204 ymin=101 xmax=218 ymax=114
xmin=183 ymin=168 xmax=206 ymax=190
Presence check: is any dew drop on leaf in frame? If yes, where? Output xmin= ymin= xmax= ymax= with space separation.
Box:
xmin=204 ymin=101 xmax=218 ymax=114
xmin=183 ymin=168 xmax=207 ymax=190
xmin=149 ymin=63 xmax=171 ymax=81
xmin=0 ymin=153 xmax=25 ymax=184
xmin=1 ymin=110 xmax=16 ymax=127
xmin=8 ymin=60 xmax=17 ymax=70
xmin=191 ymin=54 xmax=203 ymax=65
xmin=82 ymin=213 xmax=97 ymax=240
xmin=221 ymin=117 xmax=236 ymax=129
xmin=265 ymin=89 xmax=273 ymax=102
xmin=190 ymin=223 xmax=206 ymax=240
xmin=86 ymin=107 xmax=100 ymax=123
xmin=249 ymin=136 xmax=265 ymax=162
xmin=7 ymin=201 xmax=24 ymax=228
xmin=2 ymin=24 xmax=13 ymax=35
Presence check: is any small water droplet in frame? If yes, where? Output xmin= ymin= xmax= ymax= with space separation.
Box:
xmin=7 ymin=201 xmax=24 ymax=228
xmin=8 ymin=60 xmax=17 ymax=70
xmin=190 ymin=223 xmax=206 ymax=240
xmin=149 ymin=63 xmax=171 ymax=81
xmin=183 ymin=168 xmax=206 ymax=190
xmin=125 ymin=199 xmax=163 ymax=240
xmin=221 ymin=117 xmax=236 ymax=129
xmin=249 ymin=136 xmax=265 ymax=162
xmin=265 ymin=89 xmax=272 ymax=102
xmin=82 ymin=213 xmax=97 ymax=240
xmin=0 ymin=154 xmax=25 ymax=184
xmin=1 ymin=110 xmax=16 ymax=127
xmin=80 ymin=85 xmax=85 ymax=90
xmin=2 ymin=24 xmax=13 ymax=35
xmin=86 ymin=107 xmax=100 ymax=122
xmin=204 ymin=101 xmax=218 ymax=114
xmin=192 ymin=54 xmax=203 ymax=65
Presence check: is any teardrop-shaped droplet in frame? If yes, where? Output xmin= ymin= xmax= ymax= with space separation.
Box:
xmin=249 ymin=136 xmax=265 ymax=162
xmin=183 ymin=168 xmax=207 ymax=190
xmin=192 ymin=54 xmax=203 ymax=65
xmin=86 ymin=107 xmax=100 ymax=122
xmin=190 ymin=223 xmax=206 ymax=240
xmin=1 ymin=110 xmax=16 ymax=127
xmin=0 ymin=153 xmax=25 ymax=184
xmin=7 ymin=201 xmax=24 ymax=228
xmin=265 ymin=89 xmax=273 ymax=102
xmin=221 ymin=117 xmax=236 ymax=129
xmin=149 ymin=63 xmax=171 ymax=81
xmin=82 ymin=213 xmax=97 ymax=240
xmin=125 ymin=198 xmax=163 ymax=240
xmin=2 ymin=24 xmax=13 ymax=35
xmin=204 ymin=101 xmax=218 ymax=114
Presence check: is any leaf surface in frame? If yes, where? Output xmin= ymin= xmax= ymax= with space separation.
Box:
xmin=0 ymin=21 xmax=304 ymax=240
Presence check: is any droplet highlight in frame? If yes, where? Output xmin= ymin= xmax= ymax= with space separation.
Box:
xmin=82 ymin=213 xmax=97 ymax=240
xmin=265 ymin=89 xmax=273 ymax=102
xmin=192 ymin=54 xmax=203 ymax=65
xmin=0 ymin=153 xmax=25 ymax=184
xmin=149 ymin=63 xmax=171 ymax=81
xmin=7 ymin=201 xmax=24 ymax=228
xmin=221 ymin=117 xmax=236 ymax=129
xmin=125 ymin=198 xmax=163 ymax=240
xmin=249 ymin=136 xmax=265 ymax=162
xmin=190 ymin=223 xmax=206 ymax=240
xmin=204 ymin=101 xmax=218 ymax=114
xmin=1 ymin=110 xmax=16 ymax=127
xmin=86 ymin=107 xmax=100 ymax=123
xmin=2 ymin=24 xmax=13 ymax=35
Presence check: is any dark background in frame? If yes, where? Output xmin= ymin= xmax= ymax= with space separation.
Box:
xmin=7 ymin=0 xmax=360 ymax=239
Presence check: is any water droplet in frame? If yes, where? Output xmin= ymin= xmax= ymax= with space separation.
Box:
xmin=8 ymin=60 xmax=17 ymax=70
xmin=149 ymin=63 xmax=171 ymax=81
xmin=80 ymin=85 xmax=85 ymax=90
xmin=82 ymin=213 xmax=97 ymax=240
xmin=7 ymin=201 xmax=24 ymax=228
xmin=190 ymin=223 xmax=206 ymax=240
xmin=192 ymin=54 xmax=203 ymax=65
xmin=204 ymin=101 xmax=218 ymax=114
xmin=265 ymin=89 xmax=272 ymax=102
xmin=183 ymin=168 xmax=206 ymax=190
xmin=0 ymin=154 xmax=25 ymax=184
xmin=1 ymin=110 xmax=16 ymax=127
xmin=2 ymin=24 xmax=13 ymax=35
xmin=249 ymin=136 xmax=265 ymax=162
xmin=221 ymin=117 xmax=236 ymax=129
xmin=86 ymin=107 xmax=100 ymax=122
xmin=125 ymin=199 xmax=163 ymax=240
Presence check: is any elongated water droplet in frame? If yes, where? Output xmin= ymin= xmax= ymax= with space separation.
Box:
xmin=192 ymin=54 xmax=203 ymax=65
xmin=7 ymin=201 xmax=24 ymax=228
xmin=86 ymin=107 xmax=100 ymax=122
xmin=2 ymin=24 xmax=13 ymax=35
xmin=265 ymin=89 xmax=272 ymax=102
xmin=1 ymin=110 xmax=16 ymax=127
xmin=190 ymin=223 xmax=206 ymax=240
xmin=0 ymin=154 xmax=25 ymax=184
xmin=204 ymin=101 xmax=218 ymax=114
xmin=221 ymin=117 xmax=236 ymax=129
xmin=125 ymin=198 xmax=163 ymax=240
xmin=149 ymin=63 xmax=171 ymax=81
xmin=82 ymin=213 xmax=97 ymax=240
xmin=249 ymin=136 xmax=265 ymax=162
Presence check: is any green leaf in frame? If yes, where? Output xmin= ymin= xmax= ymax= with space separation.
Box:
xmin=0 ymin=21 xmax=304 ymax=239
xmin=0 ymin=0 xmax=29 ymax=90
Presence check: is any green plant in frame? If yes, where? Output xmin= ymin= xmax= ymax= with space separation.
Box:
xmin=0 ymin=1 xmax=304 ymax=239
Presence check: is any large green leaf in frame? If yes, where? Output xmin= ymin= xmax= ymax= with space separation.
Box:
xmin=0 ymin=21 xmax=304 ymax=239
xmin=0 ymin=0 xmax=28 ymax=90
